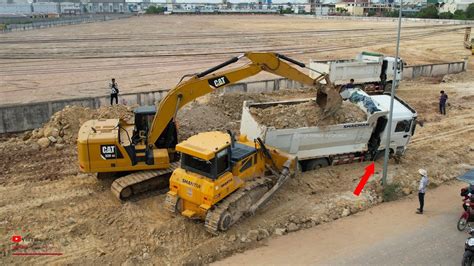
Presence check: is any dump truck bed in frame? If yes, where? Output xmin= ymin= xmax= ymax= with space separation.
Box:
xmin=240 ymin=98 xmax=388 ymax=161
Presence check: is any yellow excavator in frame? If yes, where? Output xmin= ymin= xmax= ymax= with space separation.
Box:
xmin=77 ymin=52 xmax=341 ymax=200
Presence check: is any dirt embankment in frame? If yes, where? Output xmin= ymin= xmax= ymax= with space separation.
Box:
xmin=0 ymin=72 xmax=473 ymax=265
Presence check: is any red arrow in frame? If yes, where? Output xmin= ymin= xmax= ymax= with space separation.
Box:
xmin=353 ymin=162 xmax=375 ymax=196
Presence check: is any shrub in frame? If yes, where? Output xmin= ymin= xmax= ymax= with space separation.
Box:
xmin=382 ymin=182 xmax=403 ymax=202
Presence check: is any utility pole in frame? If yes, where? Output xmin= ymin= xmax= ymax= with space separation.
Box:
xmin=382 ymin=0 xmax=402 ymax=186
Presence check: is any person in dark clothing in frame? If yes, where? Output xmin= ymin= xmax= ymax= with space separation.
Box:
xmin=439 ymin=90 xmax=448 ymax=115
xmin=343 ymin=79 xmax=355 ymax=90
xmin=110 ymin=78 xmax=119 ymax=105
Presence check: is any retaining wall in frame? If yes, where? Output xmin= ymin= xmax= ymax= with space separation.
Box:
xmin=0 ymin=61 xmax=467 ymax=133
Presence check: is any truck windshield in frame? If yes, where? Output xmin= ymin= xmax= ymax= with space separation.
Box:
xmin=182 ymin=154 xmax=213 ymax=178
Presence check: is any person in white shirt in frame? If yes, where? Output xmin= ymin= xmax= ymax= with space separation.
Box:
xmin=417 ymin=168 xmax=429 ymax=214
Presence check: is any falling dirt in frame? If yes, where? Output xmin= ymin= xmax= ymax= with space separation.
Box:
xmin=0 ymin=71 xmax=473 ymax=265
xmin=249 ymin=100 xmax=367 ymax=129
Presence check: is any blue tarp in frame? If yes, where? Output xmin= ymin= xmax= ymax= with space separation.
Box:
xmin=348 ymin=92 xmax=381 ymax=114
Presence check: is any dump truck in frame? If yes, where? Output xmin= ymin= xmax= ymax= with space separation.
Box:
xmin=240 ymin=91 xmax=417 ymax=171
xmin=309 ymin=52 xmax=404 ymax=93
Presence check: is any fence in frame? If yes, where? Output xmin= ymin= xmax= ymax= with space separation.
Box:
xmin=0 ymin=60 xmax=467 ymax=133
xmin=1 ymin=14 xmax=132 ymax=33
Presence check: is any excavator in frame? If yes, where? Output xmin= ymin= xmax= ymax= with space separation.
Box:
xmin=77 ymin=52 xmax=342 ymax=200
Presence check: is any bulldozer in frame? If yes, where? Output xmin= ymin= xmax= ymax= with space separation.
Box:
xmin=77 ymin=52 xmax=341 ymax=200
xmin=164 ymin=131 xmax=296 ymax=234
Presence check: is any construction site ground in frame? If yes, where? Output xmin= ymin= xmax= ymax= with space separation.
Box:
xmin=0 ymin=15 xmax=470 ymax=105
xmin=1 ymin=65 xmax=473 ymax=264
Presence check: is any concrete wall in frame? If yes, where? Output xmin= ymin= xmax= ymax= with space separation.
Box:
xmin=403 ymin=60 xmax=467 ymax=79
xmin=0 ymin=60 xmax=467 ymax=133
xmin=287 ymin=14 xmax=474 ymax=25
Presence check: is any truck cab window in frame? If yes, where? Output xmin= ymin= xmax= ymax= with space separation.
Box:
xmin=395 ymin=120 xmax=411 ymax=132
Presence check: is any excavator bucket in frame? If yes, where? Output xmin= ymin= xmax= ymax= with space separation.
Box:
xmin=315 ymin=76 xmax=342 ymax=115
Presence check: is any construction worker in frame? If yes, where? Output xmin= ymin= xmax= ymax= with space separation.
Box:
xmin=439 ymin=90 xmax=448 ymax=115
xmin=417 ymin=169 xmax=429 ymax=214
xmin=110 ymin=78 xmax=119 ymax=105
xmin=343 ymin=79 xmax=355 ymax=90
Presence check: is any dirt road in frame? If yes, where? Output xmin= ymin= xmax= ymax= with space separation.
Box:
xmin=216 ymin=181 xmax=467 ymax=265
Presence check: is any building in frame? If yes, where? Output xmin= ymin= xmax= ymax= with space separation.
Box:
xmin=84 ymin=0 xmax=126 ymax=13
xmin=439 ymin=0 xmax=473 ymax=13
xmin=335 ymin=1 xmax=369 ymax=16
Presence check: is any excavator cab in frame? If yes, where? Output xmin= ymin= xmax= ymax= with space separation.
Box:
xmin=132 ymin=106 xmax=155 ymax=144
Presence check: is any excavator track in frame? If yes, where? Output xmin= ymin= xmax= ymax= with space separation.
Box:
xmin=204 ymin=176 xmax=271 ymax=235
xmin=111 ymin=162 xmax=180 ymax=200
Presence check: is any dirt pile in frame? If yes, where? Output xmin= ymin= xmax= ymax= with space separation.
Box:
xmin=22 ymin=105 xmax=134 ymax=149
xmin=249 ymin=100 xmax=367 ymax=129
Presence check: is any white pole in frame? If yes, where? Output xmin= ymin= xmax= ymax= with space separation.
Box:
xmin=382 ymin=0 xmax=402 ymax=186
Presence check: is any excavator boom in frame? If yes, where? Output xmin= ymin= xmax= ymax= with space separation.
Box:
xmin=147 ymin=52 xmax=341 ymax=146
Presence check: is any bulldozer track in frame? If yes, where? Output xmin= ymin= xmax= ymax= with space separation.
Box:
xmin=110 ymin=162 xmax=180 ymax=200
xmin=204 ymin=176 xmax=270 ymax=235
xmin=164 ymin=193 xmax=179 ymax=213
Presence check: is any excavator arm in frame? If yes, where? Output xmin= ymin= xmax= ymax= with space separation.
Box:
xmin=147 ymin=52 xmax=341 ymax=147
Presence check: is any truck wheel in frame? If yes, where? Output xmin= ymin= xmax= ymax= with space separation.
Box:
xmin=305 ymin=158 xmax=329 ymax=171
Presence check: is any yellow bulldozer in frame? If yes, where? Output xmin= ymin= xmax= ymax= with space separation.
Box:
xmin=77 ymin=52 xmax=341 ymax=200
xmin=164 ymin=131 xmax=296 ymax=233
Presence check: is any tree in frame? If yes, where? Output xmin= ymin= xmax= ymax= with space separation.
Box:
xmin=453 ymin=9 xmax=466 ymax=20
xmin=438 ymin=11 xmax=453 ymax=19
xmin=336 ymin=7 xmax=348 ymax=14
xmin=367 ymin=10 xmax=376 ymax=17
xmin=383 ymin=10 xmax=399 ymax=17
xmin=417 ymin=5 xmax=438 ymax=19
xmin=145 ymin=6 xmax=165 ymax=14
xmin=465 ymin=3 xmax=474 ymax=19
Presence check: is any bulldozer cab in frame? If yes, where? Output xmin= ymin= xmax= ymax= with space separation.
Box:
xmin=132 ymin=106 xmax=156 ymax=144
xmin=177 ymin=132 xmax=233 ymax=180
xmin=177 ymin=132 xmax=259 ymax=180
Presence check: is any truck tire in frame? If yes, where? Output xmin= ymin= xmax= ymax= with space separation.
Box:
xmin=304 ymin=158 xmax=329 ymax=171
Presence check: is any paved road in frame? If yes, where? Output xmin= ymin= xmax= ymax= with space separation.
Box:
xmin=217 ymin=181 xmax=467 ymax=265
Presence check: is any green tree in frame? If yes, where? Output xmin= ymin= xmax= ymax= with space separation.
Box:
xmin=438 ymin=11 xmax=453 ymax=19
xmin=367 ymin=10 xmax=376 ymax=16
xmin=453 ymin=9 xmax=466 ymax=20
xmin=465 ymin=3 xmax=474 ymax=19
xmin=383 ymin=10 xmax=399 ymax=17
xmin=145 ymin=6 xmax=165 ymax=14
xmin=417 ymin=5 xmax=438 ymax=18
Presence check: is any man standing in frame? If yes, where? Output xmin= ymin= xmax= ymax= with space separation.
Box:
xmin=439 ymin=90 xmax=448 ymax=115
xmin=417 ymin=169 xmax=429 ymax=214
xmin=110 ymin=78 xmax=119 ymax=105
xmin=344 ymin=79 xmax=355 ymax=90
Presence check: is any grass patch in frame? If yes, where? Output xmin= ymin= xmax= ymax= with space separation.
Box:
xmin=383 ymin=182 xmax=403 ymax=202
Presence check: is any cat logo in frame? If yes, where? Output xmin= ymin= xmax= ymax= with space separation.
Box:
xmin=100 ymin=145 xmax=123 ymax=160
xmin=208 ymin=76 xmax=230 ymax=89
